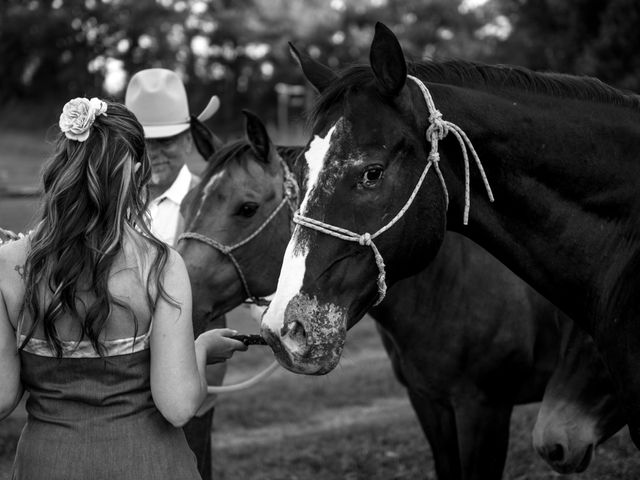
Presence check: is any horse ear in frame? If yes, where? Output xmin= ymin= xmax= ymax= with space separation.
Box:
xmin=211 ymin=132 xmax=225 ymax=152
xmin=289 ymin=42 xmax=337 ymax=93
xmin=369 ymin=22 xmax=407 ymax=97
xmin=243 ymin=109 xmax=272 ymax=163
xmin=190 ymin=116 xmax=222 ymax=161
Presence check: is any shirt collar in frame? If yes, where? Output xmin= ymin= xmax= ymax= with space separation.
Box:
xmin=158 ymin=165 xmax=192 ymax=205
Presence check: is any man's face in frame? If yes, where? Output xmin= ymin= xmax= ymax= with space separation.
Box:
xmin=145 ymin=131 xmax=190 ymax=190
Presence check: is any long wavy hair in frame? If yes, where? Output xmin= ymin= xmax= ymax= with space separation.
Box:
xmin=20 ymin=101 xmax=172 ymax=357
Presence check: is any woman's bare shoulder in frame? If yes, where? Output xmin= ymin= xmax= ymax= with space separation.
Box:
xmin=0 ymin=237 xmax=29 ymax=280
xmin=0 ymin=238 xmax=29 ymax=309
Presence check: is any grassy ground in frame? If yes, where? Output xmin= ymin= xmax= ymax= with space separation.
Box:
xmin=4 ymin=313 xmax=640 ymax=479
xmin=2 ymin=128 xmax=640 ymax=479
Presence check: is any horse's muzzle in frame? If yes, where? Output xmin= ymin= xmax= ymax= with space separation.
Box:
xmin=261 ymin=292 xmax=347 ymax=375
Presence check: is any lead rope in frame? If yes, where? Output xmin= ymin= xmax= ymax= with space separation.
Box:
xmin=206 ymin=360 xmax=280 ymax=395
xmin=179 ymin=159 xmax=299 ymax=307
xmin=294 ymin=75 xmax=494 ymax=306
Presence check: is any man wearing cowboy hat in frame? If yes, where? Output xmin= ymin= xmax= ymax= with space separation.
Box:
xmin=125 ymin=67 xmax=220 ymax=246
xmin=125 ymin=68 xmax=223 ymax=480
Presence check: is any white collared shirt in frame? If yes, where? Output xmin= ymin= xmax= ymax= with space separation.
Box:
xmin=147 ymin=165 xmax=198 ymax=246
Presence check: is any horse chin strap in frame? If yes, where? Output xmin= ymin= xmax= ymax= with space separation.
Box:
xmin=293 ymin=75 xmax=494 ymax=306
xmin=179 ymin=159 xmax=299 ymax=307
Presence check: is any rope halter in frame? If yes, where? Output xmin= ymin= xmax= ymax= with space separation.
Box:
xmin=293 ymin=75 xmax=495 ymax=306
xmin=179 ymin=159 xmax=299 ymax=306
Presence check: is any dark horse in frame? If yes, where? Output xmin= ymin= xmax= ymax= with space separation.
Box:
xmin=177 ymin=112 xmax=621 ymax=478
xmin=259 ymin=22 xmax=640 ymax=447
xmin=533 ymin=319 xmax=626 ymax=473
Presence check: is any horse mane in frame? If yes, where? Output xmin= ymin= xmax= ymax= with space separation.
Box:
xmin=276 ymin=145 xmax=306 ymax=169
xmin=311 ymin=59 xmax=640 ymax=126
xmin=201 ymin=139 xmax=304 ymax=185
xmin=597 ymin=194 xmax=640 ymax=329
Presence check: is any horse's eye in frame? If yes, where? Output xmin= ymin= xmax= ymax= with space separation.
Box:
xmin=238 ymin=202 xmax=259 ymax=218
xmin=361 ymin=166 xmax=384 ymax=188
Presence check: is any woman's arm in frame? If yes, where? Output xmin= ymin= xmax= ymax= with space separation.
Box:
xmin=149 ymin=249 xmax=246 ymax=427
xmin=0 ymin=289 xmax=23 ymax=421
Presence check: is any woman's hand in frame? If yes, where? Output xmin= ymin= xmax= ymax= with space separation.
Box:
xmin=195 ymin=328 xmax=248 ymax=364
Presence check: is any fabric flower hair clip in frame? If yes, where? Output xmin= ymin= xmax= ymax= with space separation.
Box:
xmin=59 ymin=97 xmax=108 ymax=142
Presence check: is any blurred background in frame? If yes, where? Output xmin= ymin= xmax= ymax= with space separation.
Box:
xmin=3 ymin=0 xmax=640 ymax=222
xmin=2 ymin=2 xmax=640 ymax=478
xmin=1 ymin=0 xmax=639 ymax=137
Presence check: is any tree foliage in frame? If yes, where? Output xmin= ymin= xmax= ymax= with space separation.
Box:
xmin=491 ymin=0 xmax=640 ymax=91
xmin=1 ymin=0 xmax=639 ymax=131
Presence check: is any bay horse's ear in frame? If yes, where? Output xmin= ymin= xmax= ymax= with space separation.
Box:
xmin=211 ymin=132 xmax=225 ymax=152
xmin=243 ymin=109 xmax=272 ymax=163
xmin=190 ymin=116 xmax=223 ymax=161
xmin=370 ymin=22 xmax=407 ymax=97
xmin=289 ymin=42 xmax=337 ymax=93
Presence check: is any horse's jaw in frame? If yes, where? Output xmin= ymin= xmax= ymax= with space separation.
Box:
xmin=261 ymin=292 xmax=347 ymax=375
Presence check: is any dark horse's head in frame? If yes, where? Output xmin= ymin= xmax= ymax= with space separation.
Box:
xmin=177 ymin=111 xmax=298 ymax=332
xmin=533 ymin=321 xmax=625 ymax=474
xmin=261 ymin=23 xmax=448 ymax=374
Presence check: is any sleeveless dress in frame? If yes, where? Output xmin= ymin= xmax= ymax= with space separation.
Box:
xmin=11 ymin=327 xmax=202 ymax=480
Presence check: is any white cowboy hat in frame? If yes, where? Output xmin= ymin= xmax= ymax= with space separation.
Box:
xmin=125 ymin=68 xmax=220 ymax=139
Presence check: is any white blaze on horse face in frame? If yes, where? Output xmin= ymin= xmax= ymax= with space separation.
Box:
xmin=202 ymin=170 xmax=226 ymax=198
xmin=193 ymin=170 xmax=226 ymax=220
xmin=299 ymin=123 xmax=338 ymax=213
xmin=261 ymin=122 xmax=339 ymax=336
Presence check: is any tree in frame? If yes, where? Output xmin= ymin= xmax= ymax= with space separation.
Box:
xmin=489 ymin=0 xmax=640 ymax=91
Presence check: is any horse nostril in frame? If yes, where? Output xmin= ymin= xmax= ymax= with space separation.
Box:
xmin=282 ymin=320 xmax=307 ymax=344
xmin=548 ymin=443 xmax=565 ymax=463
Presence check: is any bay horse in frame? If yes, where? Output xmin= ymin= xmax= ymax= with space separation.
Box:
xmin=259 ymin=22 xmax=640 ymax=447
xmin=533 ymin=319 xmax=626 ymax=473
xmin=177 ymin=111 xmax=300 ymax=335
xmin=177 ymin=111 xmax=616 ymax=479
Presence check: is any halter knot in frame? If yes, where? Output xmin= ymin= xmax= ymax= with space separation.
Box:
xmin=427 ymin=109 xmax=448 ymax=140
xmin=358 ymin=233 xmax=372 ymax=246
xmin=428 ymin=150 xmax=441 ymax=164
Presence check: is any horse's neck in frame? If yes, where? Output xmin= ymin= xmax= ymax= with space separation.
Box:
xmin=432 ymin=84 xmax=640 ymax=326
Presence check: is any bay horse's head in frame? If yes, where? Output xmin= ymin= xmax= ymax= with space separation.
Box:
xmin=260 ymin=23 xmax=447 ymax=374
xmin=177 ymin=111 xmax=298 ymax=332
xmin=532 ymin=322 xmax=625 ymax=474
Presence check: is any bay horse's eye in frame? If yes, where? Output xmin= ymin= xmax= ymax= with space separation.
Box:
xmin=237 ymin=202 xmax=259 ymax=218
xmin=361 ymin=166 xmax=384 ymax=188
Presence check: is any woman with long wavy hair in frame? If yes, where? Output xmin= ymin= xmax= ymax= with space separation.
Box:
xmin=0 ymin=98 xmax=246 ymax=480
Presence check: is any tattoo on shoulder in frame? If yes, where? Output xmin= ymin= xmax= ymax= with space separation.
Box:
xmin=14 ymin=265 xmax=24 ymax=280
